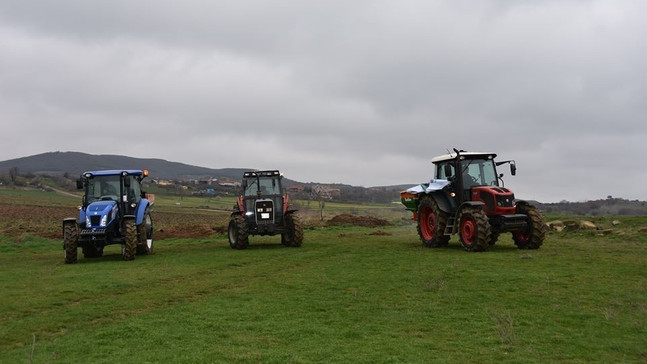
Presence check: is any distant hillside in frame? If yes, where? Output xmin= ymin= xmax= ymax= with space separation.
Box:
xmin=0 ymin=151 xmax=249 ymax=180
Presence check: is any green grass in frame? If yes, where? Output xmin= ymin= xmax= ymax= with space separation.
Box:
xmin=1 ymin=224 xmax=646 ymax=363
xmin=0 ymin=188 xmax=79 ymax=208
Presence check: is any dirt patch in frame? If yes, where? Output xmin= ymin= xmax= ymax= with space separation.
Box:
xmin=327 ymin=214 xmax=390 ymax=228
xmin=0 ymin=203 xmax=228 ymax=241
xmin=369 ymin=230 xmax=392 ymax=236
xmin=156 ymin=224 xmax=226 ymax=240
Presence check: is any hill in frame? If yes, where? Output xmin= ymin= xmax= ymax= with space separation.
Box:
xmin=0 ymin=151 xmax=249 ymax=180
xmin=1 ymin=152 xmax=646 ymax=214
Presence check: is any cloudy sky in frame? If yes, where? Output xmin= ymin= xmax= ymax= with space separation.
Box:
xmin=1 ymin=0 xmax=645 ymax=202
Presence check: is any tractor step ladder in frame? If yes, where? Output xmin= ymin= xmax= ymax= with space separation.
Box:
xmin=444 ymin=216 xmax=455 ymax=235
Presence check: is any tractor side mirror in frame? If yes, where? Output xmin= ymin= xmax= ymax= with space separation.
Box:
xmin=76 ymin=179 xmax=83 ymax=189
xmin=443 ymin=164 xmax=452 ymax=179
xmin=510 ymin=164 xmax=517 ymax=176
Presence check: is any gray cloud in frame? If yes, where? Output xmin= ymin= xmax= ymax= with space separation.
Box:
xmin=1 ymin=0 xmax=646 ymax=202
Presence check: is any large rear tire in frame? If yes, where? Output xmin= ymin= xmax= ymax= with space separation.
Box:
xmin=416 ymin=195 xmax=450 ymax=248
xmin=513 ymin=204 xmax=545 ymax=249
xmin=228 ymin=215 xmax=249 ymax=250
xmin=458 ymin=206 xmax=491 ymax=252
xmin=136 ymin=209 xmax=155 ymax=255
xmin=63 ymin=222 xmax=79 ymax=264
xmin=122 ymin=218 xmax=137 ymax=260
xmin=282 ymin=212 xmax=304 ymax=247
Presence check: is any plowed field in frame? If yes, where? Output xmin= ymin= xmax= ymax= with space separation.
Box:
xmin=0 ymin=203 xmax=229 ymax=240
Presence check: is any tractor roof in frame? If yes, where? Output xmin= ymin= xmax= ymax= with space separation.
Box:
xmin=81 ymin=170 xmax=147 ymax=177
xmin=243 ymin=170 xmax=281 ymax=178
xmin=431 ymin=152 xmax=497 ymax=164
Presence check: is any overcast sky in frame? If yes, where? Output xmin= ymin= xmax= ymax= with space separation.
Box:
xmin=1 ymin=0 xmax=645 ymax=202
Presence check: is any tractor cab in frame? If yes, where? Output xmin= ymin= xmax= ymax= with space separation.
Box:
xmin=433 ymin=152 xmax=517 ymax=215
xmin=78 ymin=170 xmax=148 ymax=217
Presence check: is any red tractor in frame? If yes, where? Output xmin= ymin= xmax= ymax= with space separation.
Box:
xmin=401 ymin=149 xmax=545 ymax=251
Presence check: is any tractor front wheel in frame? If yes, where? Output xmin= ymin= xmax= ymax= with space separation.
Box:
xmin=281 ymin=212 xmax=304 ymax=247
xmin=228 ymin=214 xmax=249 ymax=250
xmin=122 ymin=218 xmax=137 ymax=260
xmin=513 ymin=204 xmax=545 ymax=249
xmin=63 ymin=222 xmax=79 ymax=264
xmin=416 ymin=195 xmax=449 ymax=248
xmin=136 ymin=209 xmax=155 ymax=255
xmin=458 ymin=207 xmax=491 ymax=252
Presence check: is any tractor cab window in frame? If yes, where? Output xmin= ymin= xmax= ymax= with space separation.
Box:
xmin=461 ymin=159 xmax=498 ymax=188
xmin=259 ymin=178 xmax=281 ymax=195
xmin=126 ymin=176 xmax=142 ymax=203
xmin=244 ymin=177 xmax=281 ymax=196
xmin=87 ymin=175 xmax=121 ymax=202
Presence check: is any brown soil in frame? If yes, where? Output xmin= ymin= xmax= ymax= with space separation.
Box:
xmin=327 ymin=214 xmax=390 ymax=228
xmin=369 ymin=230 xmax=392 ymax=236
xmin=0 ymin=203 xmax=229 ymax=241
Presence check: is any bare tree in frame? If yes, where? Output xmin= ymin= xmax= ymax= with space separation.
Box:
xmin=9 ymin=167 xmax=18 ymax=183
xmin=311 ymin=185 xmax=333 ymax=221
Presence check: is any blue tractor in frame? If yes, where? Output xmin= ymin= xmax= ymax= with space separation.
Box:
xmin=63 ymin=170 xmax=154 ymax=263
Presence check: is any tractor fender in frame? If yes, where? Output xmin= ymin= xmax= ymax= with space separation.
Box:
xmin=514 ymin=199 xmax=531 ymax=208
xmin=424 ymin=191 xmax=454 ymax=214
xmin=135 ymin=199 xmax=151 ymax=225
xmin=458 ymin=201 xmax=486 ymax=211
xmin=230 ymin=210 xmax=246 ymax=219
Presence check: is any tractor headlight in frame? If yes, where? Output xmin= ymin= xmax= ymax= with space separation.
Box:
xmin=100 ymin=214 xmax=108 ymax=227
xmin=85 ymin=216 xmax=91 ymax=228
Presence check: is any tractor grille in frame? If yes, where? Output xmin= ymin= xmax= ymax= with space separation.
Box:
xmin=255 ymin=199 xmax=275 ymax=224
xmin=496 ymin=194 xmax=515 ymax=207
xmin=90 ymin=215 xmax=101 ymax=226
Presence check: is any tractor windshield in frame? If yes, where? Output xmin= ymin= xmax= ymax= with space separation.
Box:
xmin=461 ymin=159 xmax=498 ymax=187
xmin=244 ymin=177 xmax=281 ymax=196
xmin=86 ymin=175 xmax=121 ymax=202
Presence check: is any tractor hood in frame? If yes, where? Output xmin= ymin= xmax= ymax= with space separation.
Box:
xmin=83 ymin=200 xmax=119 ymax=228
xmin=87 ymin=200 xmax=117 ymax=214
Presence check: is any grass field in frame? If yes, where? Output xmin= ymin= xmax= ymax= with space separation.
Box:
xmin=0 ymin=188 xmax=646 ymax=363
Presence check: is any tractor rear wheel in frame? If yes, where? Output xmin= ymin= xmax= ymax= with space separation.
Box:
xmin=82 ymin=245 xmax=104 ymax=258
xmin=458 ymin=207 xmax=491 ymax=252
xmin=63 ymin=222 xmax=79 ymax=264
xmin=513 ymin=204 xmax=545 ymax=249
xmin=122 ymin=218 xmax=137 ymax=260
xmin=228 ymin=214 xmax=249 ymax=250
xmin=136 ymin=209 xmax=155 ymax=255
xmin=416 ymin=195 xmax=450 ymax=248
xmin=281 ymin=212 xmax=304 ymax=247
